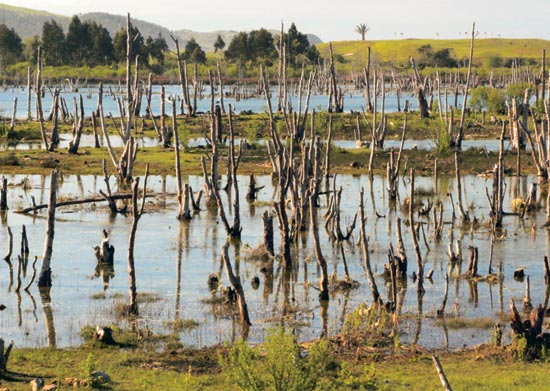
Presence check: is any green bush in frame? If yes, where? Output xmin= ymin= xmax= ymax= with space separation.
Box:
xmin=219 ymin=327 xmax=331 ymax=391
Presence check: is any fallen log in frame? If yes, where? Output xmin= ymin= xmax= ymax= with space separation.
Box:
xmin=15 ymin=194 xmax=142 ymax=214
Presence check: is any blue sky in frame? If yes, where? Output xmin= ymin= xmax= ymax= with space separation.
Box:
xmin=2 ymin=0 xmax=548 ymax=41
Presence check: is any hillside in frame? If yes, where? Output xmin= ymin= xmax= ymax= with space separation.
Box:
xmin=318 ymin=38 xmax=550 ymax=67
xmin=0 ymin=3 xmax=322 ymax=52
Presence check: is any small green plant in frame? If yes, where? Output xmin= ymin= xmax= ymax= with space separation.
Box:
xmin=83 ymin=352 xmax=96 ymax=386
xmin=219 ymin=327 xmax=331 ymax=391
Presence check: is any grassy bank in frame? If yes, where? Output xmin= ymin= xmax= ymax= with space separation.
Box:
xmin=2 ymin=341 xmax=550 ymax=390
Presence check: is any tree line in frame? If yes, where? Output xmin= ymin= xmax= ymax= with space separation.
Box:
xmin=0 ymin=17 xmax=320 ymax=74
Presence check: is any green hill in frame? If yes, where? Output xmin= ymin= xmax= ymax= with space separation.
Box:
xmin=318 ymin=38 xmax=550 ymax=67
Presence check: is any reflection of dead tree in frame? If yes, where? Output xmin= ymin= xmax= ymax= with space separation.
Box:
xmin=325 ymin=177 xmax=358 ymax=241
xmin=454 ymin=153 xmax=470 ymax=222
xmin=359 ymin=187 xmax=381 ymax=305
xmin=37 ymin=170 xmax=57 ymax=288
xmin=127 ymin=164 xmax=150 ymax=316
xmin=222 ymin=242 xmax=251 ymax=328
xmin=310 ymin=195 xmax=329 ymax=301
xmin=39 ymin=286 xmax=56 ymax=347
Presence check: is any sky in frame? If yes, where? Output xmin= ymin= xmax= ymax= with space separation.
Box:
xmin=1 ymin=0 xmax=549 ymax=41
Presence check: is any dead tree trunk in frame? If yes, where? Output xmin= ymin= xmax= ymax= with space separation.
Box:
xmin=35 ymin=46 xmax=49 ymax=151
xmin=68 ymin=95 xmax=85 ymax=154
xmin=262 ymin=210 xmax=274 ymax=256
xmin=127 ymin=164 xmax=149 ymax=316
xmin=409 ymin=168 xmax=425 ymax=293
xmin=37 ymin=170 xmax=57 ymax=287
xmin=0 ymin=176 xmax=7 ymax=211
xmin=170 ymin=36 xmax=193 ymax=115
xmin=410 ymin=57 xmax=429 ymax=119
xmin=454 ymin=22 xmax=476 ymax=149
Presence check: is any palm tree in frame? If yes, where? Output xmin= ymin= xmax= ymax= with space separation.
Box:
xmin=355 ymin=23 xmax=370 ymax=41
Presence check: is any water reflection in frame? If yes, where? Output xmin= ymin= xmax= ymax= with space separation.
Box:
xmin=0 ymin=173 xmax=548 ymax=349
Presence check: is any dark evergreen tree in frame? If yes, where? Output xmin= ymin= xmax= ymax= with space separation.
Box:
xmin=144 ymin=34 xmax=169 ymax=72
xmin=88 ymin=21 xmax=114 ymax=66
xmin=214 ymin=34 xmax=225 ymax=52
xmin=41 ymin=19 xmax=66 ymax=66
xmin=224 ymin=32 xmax=249 ymax=64
xmin=184 ymin=38 xmax=206 ymax=64
xmin=66 ymin=16 xmax=92 ymax=66
xmin=249 ymin=28 xmax=275 ymax=64
xmin=0 ymin=24 xmax=22 ymax=68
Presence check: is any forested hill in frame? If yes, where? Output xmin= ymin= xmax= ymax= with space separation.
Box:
xmin=0 ymin=3 xmax=322 ymax=51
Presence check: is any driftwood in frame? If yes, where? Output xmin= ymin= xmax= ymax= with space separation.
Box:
xmin=16 ymin=193 xmax=135 ymax=214
xmin=432 ymin=355 xmax=453 ymax=391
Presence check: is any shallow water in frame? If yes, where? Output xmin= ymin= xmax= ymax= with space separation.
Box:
xmin=0 ymin=84 xmax=454 ymax=119
xmin=0 ymin=173 xmax=546 ymax=349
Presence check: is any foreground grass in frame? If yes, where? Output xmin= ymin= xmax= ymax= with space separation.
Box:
xmin=2 ymin=343 xmax=550 ymax=390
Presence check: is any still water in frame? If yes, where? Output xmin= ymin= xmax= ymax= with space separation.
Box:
xmin=0 ymin=173 xmax=546 ymax=349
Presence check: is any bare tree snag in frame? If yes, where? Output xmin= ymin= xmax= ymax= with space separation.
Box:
xmin=34 ymin=46 xmax=49 ymax=151
xmin=410 ymin=57 xmax=429 ymax=119
xmin=127 ymin=164 xmax=150 ymax=316
xmin=409 ymin=169 xmax=424 ymax=293
xmin=262 ymin=210 xmax=274 ymax=256
xmin=454 ymin=153 xmax=470 ymax=222
xmin=221 ymin=243 xmax=251 ymax=327
xmin=0 ymin=176 xmax=7 ymax=211
xmin=68 ymin=95 xmax=85 ymax=154
xmin=170 ymin=35 xmax=193 ymax=116
xmin=310 ymin=195 xmax=329 ymax=301
xmin=37 ymin=170 xmax=57 ymax=288
xmin=454 ymin=22 xmax=476 ymax=148
xmin=172 ymin=99 xmax=191 ymax=220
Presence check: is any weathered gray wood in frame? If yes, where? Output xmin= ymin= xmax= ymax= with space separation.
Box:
xmin=127 ymin=164 xmax=150 ymax=316
xmin=0 ymin=176 xmax=7 ymax=211
xmin=409 ymin=168 xmax=424 ymax=293
xmin=38 ymin=170 xmax=57 ymax=287
xmin=432 ymin=355 xmax=453 ymax=391
xmin=35 ymin=46 xmax=49 ymax=151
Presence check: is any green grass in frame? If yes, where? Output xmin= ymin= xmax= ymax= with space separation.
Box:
xmin=318 ymin=38 xmax=549 ymax=69
xmin=0 ymin=3 xmax=63 ymax=16
xmin=4 ymin=343 xmax=550 ymax=390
